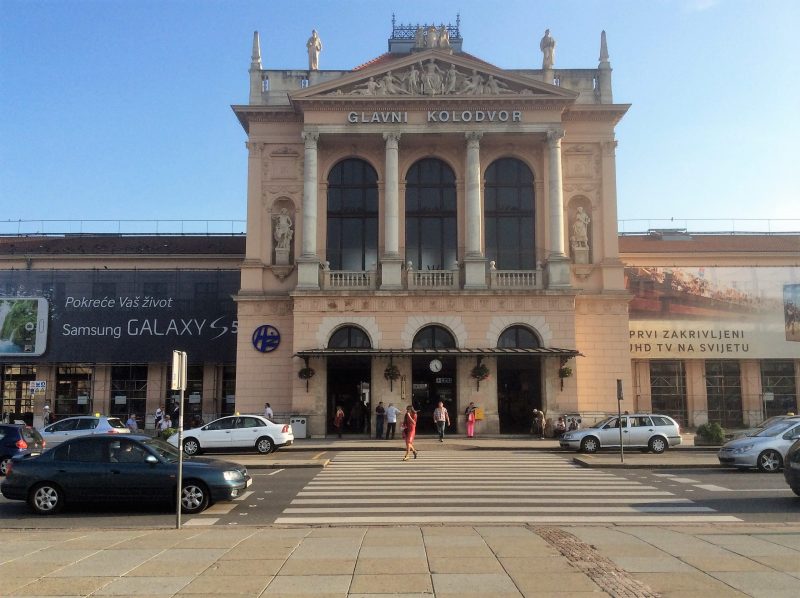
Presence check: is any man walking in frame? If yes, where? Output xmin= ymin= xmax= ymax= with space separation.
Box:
xmin=385 ymin=402 xmax=400 ymax=439
xmin=433 ymin=401 xmax=450 ymax=442
xmin=375 ymin=401 xmax=386 ymax=439
xmin=264 ymin=402 xmax=274 ymax=419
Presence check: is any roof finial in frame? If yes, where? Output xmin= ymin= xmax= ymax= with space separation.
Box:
xmin=250 ymin=31 xmax=262 ymax=70
xmin=599 ymin=30 xmax=609 ymax=64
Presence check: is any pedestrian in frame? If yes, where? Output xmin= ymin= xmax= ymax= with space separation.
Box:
xmin=264 ymin=402 xmax=274 ymax=420
xmin=464 ymin=401 xmax=477 ymax=438
xmin=375 ymin=401 xmax=385 ymax=439
xmin=171 ymin=403 xmax=180 ymax=427
xmin=154 ymin=406 xmax=163 ymax=430
xmin=555 ymin=416 xmax=567 ymax=438
xmin=433 ymin=401 xmax=450 ymax=442
xmin=159 ymin=414 xmax=172 ymax=438
xmin=402 ymin=405 xmax=418 ymax=461
xmin=42 ymin=404 xmax=51 ymax=426
xmin=126 ymin=413 xmax=139 ymax=432
xmin=385 ymin=402 xmax=400 ymax=439
xmin=333 ymin=405 xmax=345 ymax=438
xmin=532 ymin=408 xmax=545 ymax=439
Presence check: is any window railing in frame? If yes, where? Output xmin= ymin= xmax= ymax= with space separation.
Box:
xmin=407 ymin=266 xmax=458 ymax=290
xmin=321 ymin=268 xmax=377 ymax=290
xmin=489 ymin=264 xmax=543 ymax=290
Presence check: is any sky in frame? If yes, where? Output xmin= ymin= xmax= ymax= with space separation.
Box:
xmin=1 ymin=0 xmax=799 ymax=234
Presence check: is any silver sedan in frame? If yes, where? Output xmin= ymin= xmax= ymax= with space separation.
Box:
xmin=717 ymin=417 xmax=800 ymax=472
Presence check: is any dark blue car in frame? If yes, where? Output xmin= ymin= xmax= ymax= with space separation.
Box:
xmin=1 ymin=435 xmax=250 ymax=515
xmin=0 ymin=424 xmax=44 ymax=476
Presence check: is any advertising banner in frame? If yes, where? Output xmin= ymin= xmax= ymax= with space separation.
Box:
xmin=0 ymin=270 xmax=239 ymax=363
xmin=625 ymin=266 xmax=800 ymax=359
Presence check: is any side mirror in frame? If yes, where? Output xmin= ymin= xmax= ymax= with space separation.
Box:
xmin=145 ymin=455 xmax=158 ymax=465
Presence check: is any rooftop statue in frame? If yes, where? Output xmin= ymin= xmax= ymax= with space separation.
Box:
xmin=307 ymin=29 xmax=322 ymax=70
xmin=540 ymin=28 xmax=556 ymax=69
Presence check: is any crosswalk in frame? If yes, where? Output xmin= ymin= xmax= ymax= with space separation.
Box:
xmin=275 ymin=451 xmax=741 ymax=525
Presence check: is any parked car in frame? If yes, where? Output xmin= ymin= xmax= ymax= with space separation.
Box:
xmin=717 ymin=417 xmax=800 ymax=472
xmin=784 ymin=439 xmax=800 ymax=496
xmin=38 ymin=415 xmax=130 ymax=448
xmin=725 ymin=414 xmax=793 ymax=441
xmin=0 ymin=424 xmax=45 ymax=476
xmin=168 ymin=414 xmax=294 ymax=455
xmin=0 ymin=435 xmax=250 ymax=515
xmin=559 ymin=413 xmax=681 ymax=454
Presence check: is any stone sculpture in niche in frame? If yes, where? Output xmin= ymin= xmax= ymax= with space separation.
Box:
xmin=272 ymin=208 xmax=293 ymax=266
xmin=570 ymin=206 xmax=591 ymax=264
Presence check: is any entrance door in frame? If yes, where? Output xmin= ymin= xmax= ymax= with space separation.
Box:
xmin=327 ymin=356 xmax=371 ymax=435
xmin=497 ymin=356 xmax=542 ymax=434
xmin=411 ymin=356 xmax=457 ymax=434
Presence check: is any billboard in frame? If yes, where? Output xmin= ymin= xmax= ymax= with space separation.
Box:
xmin=0 ymin=270 xmax=239 ymax=363
xmin=626 ymin=266 xmax=800 ymax=359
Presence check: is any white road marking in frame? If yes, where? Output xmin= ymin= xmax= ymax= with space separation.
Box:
xmin=184 ymin=518 xmax=219 ymax=526
xmin=275 ymin=515 xmax=742 ymax=524
xmin=202 ymin=503 xmax=237 ymax=514
xmin=234 ymin=491 xmax=253 ymax=501
xmin=669 ymin=477 xmax=700 ymax=484
xmin=283 ymin=505 xmax=714 ymax=514
xmin=267 ymin=469 xmax=284 ymax=475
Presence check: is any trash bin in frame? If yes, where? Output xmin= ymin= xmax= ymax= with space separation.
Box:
xmin=290 ymin=416 xmax=307 ymax=439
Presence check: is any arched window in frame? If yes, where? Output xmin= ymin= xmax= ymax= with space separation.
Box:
xmin=412 ymin=325 xmax=456 ymax=349
xmin=498 ymin=325 xmax=540 ymax=349
xmin=405 ymin=158 xmax=457 ymax=270
xmin=328 ymin=326 xmax=372 ymax=349
xmin=484 ymin=158 xmax=535 ymax=269
xmin=326 ymin=159 xmax=378 ymax=271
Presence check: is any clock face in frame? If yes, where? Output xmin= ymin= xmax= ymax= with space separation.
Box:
xmin=429 ymin=359 xmax=443 ymax=373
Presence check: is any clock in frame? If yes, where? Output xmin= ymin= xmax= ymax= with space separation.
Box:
xmin=429 ymin=359 xmax=443 ymax=373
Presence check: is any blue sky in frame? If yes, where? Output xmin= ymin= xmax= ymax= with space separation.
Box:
xmin=1 ymin=0 xmax=798 ymax=233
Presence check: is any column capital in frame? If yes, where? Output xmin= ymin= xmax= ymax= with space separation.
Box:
xmin=602 ymin=139 xmax=618 ymax=157
xmin=465 ymin=131 xmax=483 ymax=145
xmin=301 ymin=131 xmax=319 ymax=148
xmin=245 ymin=141 xmax=264 ymax=157
xmin=382 ymin=132 xmax=402 ymax=144
xmin=546 ymin=128 xmax=565 ymax=146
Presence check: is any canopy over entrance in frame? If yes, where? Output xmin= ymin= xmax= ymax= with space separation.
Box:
xmin=295 ymin=347 xmax=581 ymax=358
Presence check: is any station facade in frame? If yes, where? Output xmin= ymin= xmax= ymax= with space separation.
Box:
xmin=1 ymin=22 xmax=797 ymax=434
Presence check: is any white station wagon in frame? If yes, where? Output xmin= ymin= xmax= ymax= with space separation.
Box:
xmin=168 ymin=415 xmax=293 ymax=455
xmin=559 ymin=413 xmax=682 ymax=454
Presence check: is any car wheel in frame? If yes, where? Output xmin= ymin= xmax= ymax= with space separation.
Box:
xmin=580 ymin=436 xmax=599 ymax=454
xmin=648 ymin=436 xmax=668 ymax=454
xmin=181 ymin=481 xmax=209 ymax=514
xmin=756 ymin=449 xmax=782 ymax=473
xmin=256 ymin=436 xmax=274 ymax=454
xmin=0 ymin=456 xmax=11 ymax=476
xmin=183 ymin=438 xmax=201 ymax=456
xmin=28 ymin=482 xmax=64 ymax=515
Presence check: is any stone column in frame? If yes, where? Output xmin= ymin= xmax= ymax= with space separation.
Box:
xmin=463 ymin=131 xmax=487 ymax=289
xmin=297 ymin=131 xmax=320 ymax=289
xmin=380 ymin=132 xmax=403 ymax=289
xmin=240 ymin=141 xmax=265 ymax=294
xmin=545 ymin=128 xmax=570 ymax=288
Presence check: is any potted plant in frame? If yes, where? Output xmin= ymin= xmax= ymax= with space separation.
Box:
xmin=694 ymin=422 xmax=725 ymax=446
xmin=558 ymin=358 xmax=573 ymax=391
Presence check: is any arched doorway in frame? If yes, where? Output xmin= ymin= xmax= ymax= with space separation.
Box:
xmin=497 ymin=326 xmax=543 ymax=434
xmin=411 ymin=325 xmax=457 ymax=434
xmin=327 ymin=326 xmax=372 ymax=436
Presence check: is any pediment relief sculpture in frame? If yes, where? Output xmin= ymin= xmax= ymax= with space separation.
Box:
xmin=326 ymin=59 xmax=534 ymax=97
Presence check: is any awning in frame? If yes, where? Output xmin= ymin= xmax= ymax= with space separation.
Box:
xmin=295 ymin=347 xmax=581 ymax=358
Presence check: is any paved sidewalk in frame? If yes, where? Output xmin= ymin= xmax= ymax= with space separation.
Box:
xmin=2 ymin=523 xmax=799 ymax=597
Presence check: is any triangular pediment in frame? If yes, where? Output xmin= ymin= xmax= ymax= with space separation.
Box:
xmin=291 ymin=50 xmax=577 ymax=101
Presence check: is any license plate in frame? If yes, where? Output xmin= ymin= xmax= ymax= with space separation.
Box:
xmin=246 ymin=478 xmax=253 ymax=487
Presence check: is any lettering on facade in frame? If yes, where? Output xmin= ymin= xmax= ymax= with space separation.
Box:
xmin=347 ymin=110 xmax=522 ymax=125
xmin=628 ymin=328 xmax=751 ymax=355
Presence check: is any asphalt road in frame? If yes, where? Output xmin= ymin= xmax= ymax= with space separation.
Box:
xmin=1 ymin=450 xmax=798 ymax=527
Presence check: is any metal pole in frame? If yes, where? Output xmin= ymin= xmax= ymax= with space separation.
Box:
xmin=176 ymin=385 xmax=184 ymax=529
xmin=617 ymin=379 xmax=624 ymax=464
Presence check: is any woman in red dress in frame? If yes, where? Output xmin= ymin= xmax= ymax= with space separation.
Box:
xmin=402 ymin=405 xmax=418 ymax=461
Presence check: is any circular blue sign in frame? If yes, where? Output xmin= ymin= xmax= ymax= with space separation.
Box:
xmin=252 ymin=324 xmax=281 ymax=353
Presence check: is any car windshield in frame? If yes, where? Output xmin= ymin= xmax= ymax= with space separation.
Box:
xmin=107 ymin=418 xmax=128 ymax=429
xmin=591 ymin=417 xmax=615 ymax=429
xmin=754 ymin=420 xmax=800 ymax=437
xmin=142 ymin=437 xmax=181 ymax=462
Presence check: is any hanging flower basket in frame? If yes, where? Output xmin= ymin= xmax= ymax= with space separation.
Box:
xmin=298 ymin=366 xmax=315 ymax=392
xmin=384 ymin=364 xmax=400 ymax=381
xmin=558 ymin=366 xmax=572 ymax=390
xmin=471 ymin=362 xmax=490 ymax=390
